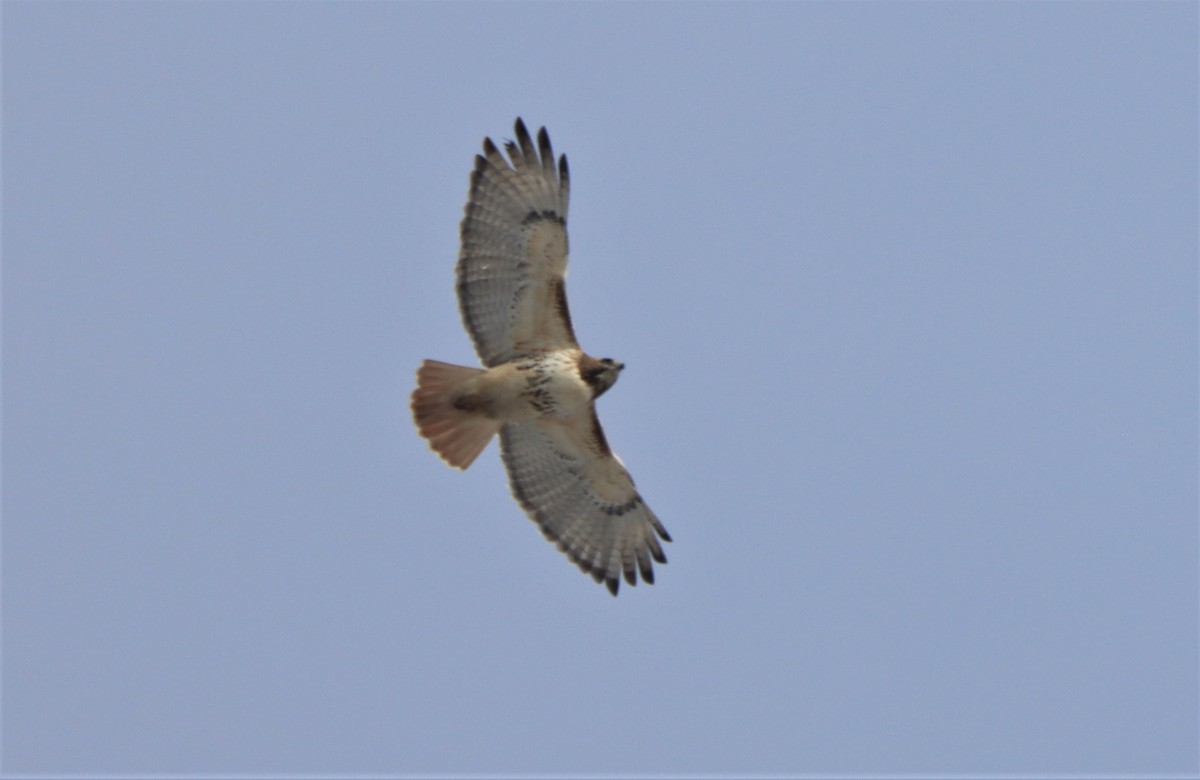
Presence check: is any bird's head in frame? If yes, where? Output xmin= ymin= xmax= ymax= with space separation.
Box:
xmin=580 ymin=355 xmax=624 ymax=399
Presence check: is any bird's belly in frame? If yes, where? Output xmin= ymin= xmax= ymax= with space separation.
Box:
xmin=474 ymin=352 xmax=589 ymax=420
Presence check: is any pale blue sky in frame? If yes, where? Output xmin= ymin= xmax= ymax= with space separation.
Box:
xmin=4 ymin=2 xmax=1197 ymax=776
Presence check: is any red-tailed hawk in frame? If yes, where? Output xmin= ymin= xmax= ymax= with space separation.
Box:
xmin=412 ymin=119 xmax=670 ymax=596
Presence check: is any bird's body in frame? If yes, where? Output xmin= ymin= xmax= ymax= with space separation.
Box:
xmin=412 ymin=119 xmax=670 ymax=595
xmin=416 ymin=349 xmax=613 ymax=428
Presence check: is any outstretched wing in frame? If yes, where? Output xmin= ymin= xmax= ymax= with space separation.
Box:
xmin=499 ymin=410 xmax=671 ymax=595
xmin=458 ymin=118 xmax=575 ymax=367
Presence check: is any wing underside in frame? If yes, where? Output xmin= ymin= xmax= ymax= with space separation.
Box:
xmin=458 ymin=119 xmax=575 ymax=367
xmin=499 ymin=412 xmax=670 ymax=595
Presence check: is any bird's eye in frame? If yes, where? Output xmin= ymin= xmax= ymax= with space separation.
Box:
xmin=601 ymin=358 xmax=614 ymax=365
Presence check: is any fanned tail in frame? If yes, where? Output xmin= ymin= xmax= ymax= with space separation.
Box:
xmin=411 ymin=360 xmax=501 ymax=469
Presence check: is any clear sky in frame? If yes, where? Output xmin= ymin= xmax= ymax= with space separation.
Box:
xmin=4 ymin=2 xmax=1196 ymax=776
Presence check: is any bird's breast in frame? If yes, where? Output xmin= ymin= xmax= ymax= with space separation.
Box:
xmin=474 ymin=350 xmax=590 ymax=420
xmin=522 ymin=352 xmax=593 ymax=416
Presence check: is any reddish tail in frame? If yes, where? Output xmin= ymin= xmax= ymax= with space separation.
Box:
xmin=411 ymin=360 xmax=501 ymax=470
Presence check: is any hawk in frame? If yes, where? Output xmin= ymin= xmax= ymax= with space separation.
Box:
xmin=412 ymin=118 xmax=670 ymax=596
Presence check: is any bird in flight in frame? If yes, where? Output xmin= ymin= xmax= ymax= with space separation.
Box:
xmin=412 ymin=118 xmax=670 ymax=595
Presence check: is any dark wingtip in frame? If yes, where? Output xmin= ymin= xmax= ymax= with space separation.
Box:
xmin=606 ymin=578 xmax=619 ymax=596
xmin=514 ymin=118 xmax=533 ymax=150
xmin=468 ymin=156 xmax=488 ymax=195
